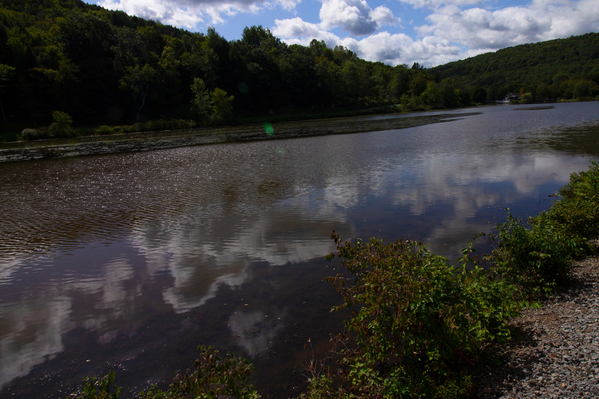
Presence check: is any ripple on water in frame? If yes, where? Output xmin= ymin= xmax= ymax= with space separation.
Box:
xmin=1 ymin=103 xmax=599 ymax=398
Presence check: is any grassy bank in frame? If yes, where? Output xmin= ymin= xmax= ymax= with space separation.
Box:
xmin=68 ymin=161 xmax=598 ymax=398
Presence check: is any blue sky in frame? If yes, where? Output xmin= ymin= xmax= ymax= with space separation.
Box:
xmin=84 ymin=0 xmax=599 ymax=67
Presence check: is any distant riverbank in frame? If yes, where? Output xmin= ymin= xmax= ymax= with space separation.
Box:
xmin=0 ymin=112 xmax=478 ymax=163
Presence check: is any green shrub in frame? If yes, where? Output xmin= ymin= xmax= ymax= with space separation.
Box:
xmin=304 ymin=234 xmax=521 ymax=398
xmin=191 ymin=77 xmax=212 ymax=125
xmin=21 ymin=128 xmax=50 ymax=140
xmin=520 ymin=92 xmax=534 ymax=104
xmin=145 ymin=119 xmax=169 ymax=131
xmin=95 ymin=125 xmax=115 ymax=135
xmin=70 ymin=346 xmax=258 ymax=399
xmin=547 ymin=161 xmax=599 ymax=239
xmin=211 ymin=88 xmax=234 ymax=124
xmin=119 ymin=124 xmax=137 ymax=133
xmin=171 ymin=119 xmax=195 ymax=129
xmin=490 ymin=212 xmax=580 ymax=298
xmin=490 ymin=161 xmax=599 ymax=298
xmin=156 ymin=345 xmax=258 ymax=399
xmin=121 ymin=119 xmax=195 ymax=133
xmin=48 ymin=110 xmax=76 ymax=138
xmin=132 ymin=122 xmax=148 ymax=132
xmin=76 ymin=371 xmax=121 ymax=399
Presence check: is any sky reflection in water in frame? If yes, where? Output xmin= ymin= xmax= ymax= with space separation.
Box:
xmin=0 ymin=102 xmax=598 ymax=397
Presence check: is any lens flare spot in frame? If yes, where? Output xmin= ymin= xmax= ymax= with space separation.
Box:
xmin=264 ymin=123 xmax=274 ymax=136
xmin=238 ymin=82 xmax=249 ymax=94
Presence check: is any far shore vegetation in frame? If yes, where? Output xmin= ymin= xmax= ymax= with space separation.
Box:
xmin=70 ymin=161 xmax=598 ymax=398
xmin=1 ymin=0 xmax=598 ymax=143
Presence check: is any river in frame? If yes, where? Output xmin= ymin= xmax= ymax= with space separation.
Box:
xmin=1 ymin=102 xmax=598 ymax=398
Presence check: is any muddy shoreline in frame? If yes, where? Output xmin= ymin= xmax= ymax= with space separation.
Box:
xmin=0 ymin=112 xmax=479 ymax=163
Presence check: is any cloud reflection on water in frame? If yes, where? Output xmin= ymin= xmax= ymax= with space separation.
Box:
xmin=229 ymin=308 xmax=287 ymax=357
xmin=0 ymin=293 xmax=70 ymax=388
xmin=1 ymin=103 xmax=598 ymax=394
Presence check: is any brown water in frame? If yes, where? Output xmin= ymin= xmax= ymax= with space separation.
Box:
xmin=1 ymin=102 xmax=599 ymax=398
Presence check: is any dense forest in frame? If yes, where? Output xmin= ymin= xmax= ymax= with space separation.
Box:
xmin=431 ymin=33 xmax=599 ymax=102
xmin=0 ymin=0 xmax=598 ymax=137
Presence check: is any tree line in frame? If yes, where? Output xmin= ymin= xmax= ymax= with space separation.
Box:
xmin=0 ymin=0 xmax=480 ymax=135
xmin=1 ymin=0 xmax=598 ymax=137
xmin=431 ymin=32 xmax=599 ymax=102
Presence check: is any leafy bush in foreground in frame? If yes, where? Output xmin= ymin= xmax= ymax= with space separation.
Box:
xmin=72 ymin=162 xmax=599 ymax=398
xmin=547 ymin=160 xmax=599 ymax=239
xmin=490 ymin=161 xmax=599 ymax=298
xmin=73 ymin=346 xmax=258 ymax=399
xmin=301 ymin=235 xmax=521 ymax=398
xmin=489 ymin=212 xmax=580 ymax=298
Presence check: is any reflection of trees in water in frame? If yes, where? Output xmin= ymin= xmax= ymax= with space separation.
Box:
xmin=517 ymin=122 xmax=599 ymax=157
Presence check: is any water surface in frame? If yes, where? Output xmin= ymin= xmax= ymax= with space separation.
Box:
xmin=1 ymin=102 xmax=598 ymax=397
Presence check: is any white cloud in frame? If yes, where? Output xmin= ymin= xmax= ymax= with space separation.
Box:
xmin=397 ymin=0 xmax=483 ymax=9
xmin=95 ymin=0 xmax=599 ymax=67
xmin=418 ymin=4 xmax=549 ymax=50
xmin=274 ymin=19 xmax=461 ymax=66
xmin=98 ymin=0 xmax=301 ymax=27
xmin=419 ymin=0 xmax=599 ymax=52
xmin=274 ymin=0 xmax=300 ymax=10
xmin=318 ymin=0 xmax=397 ymax=36
xmin=350 ymin=32 xmax=461 ymax=65
xmin=371 ymin=5 xmax=397 ymax=25
xmin=276 ymin=0 xmax=599 ymax=66
xmin=99 ymin=0 xmax=204 ymax=27
xmin=273 ymin=17 xmax=341 ymax=45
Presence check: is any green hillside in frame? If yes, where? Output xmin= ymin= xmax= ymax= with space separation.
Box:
xmin=430 ymin=33 xmax=599 ymax=101
xmin=0 ymin=0 xmax=597 ymax=139
xmin=0 ymin=0 xmax=431 ymax=136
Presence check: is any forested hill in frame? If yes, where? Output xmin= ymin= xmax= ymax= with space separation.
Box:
xmin=430 ymin=33 xmax=599 ymax=101
xmin=0 ymin=0 xmax=425 ymax=132
xmin=0 ymin=0 xmax=598 ymax=136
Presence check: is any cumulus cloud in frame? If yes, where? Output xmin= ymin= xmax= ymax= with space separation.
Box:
xmin=99 ymin=0 xmax=201 ymax=28
xmin=98 ymin=0 xmax=301 ymax=27
xmin=419 ymin=0 xmax=599 ymax=51
xmin=97 ymin=0 xmax=599 ymax=66
xmin=275 ymin=0 xmax=599 ymax=66
xmin=273 ymin=17 xmax=341 ymax=45
xmin=274 ymin=18 xmax=461 ymax=66
xmin=349 ymin=32 xmax=461 ymax=65
xmin=397 ymin=0 xmax=483 ymax=9
xmin=318 ymin=0 xmax=397 ymax=36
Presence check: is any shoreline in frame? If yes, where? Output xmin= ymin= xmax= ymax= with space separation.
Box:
xmin=0 ymin=112 xmax=478 ymax=163
xmin=479 ymin=245 xmax=599 ymax=398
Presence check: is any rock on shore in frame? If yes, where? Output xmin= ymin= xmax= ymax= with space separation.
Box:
xmin=479 ymin=250 xmax=599 ymax=398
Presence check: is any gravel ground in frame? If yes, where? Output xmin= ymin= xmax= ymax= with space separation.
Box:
xmin=479 ymin=252 xmax=599 ymax=398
